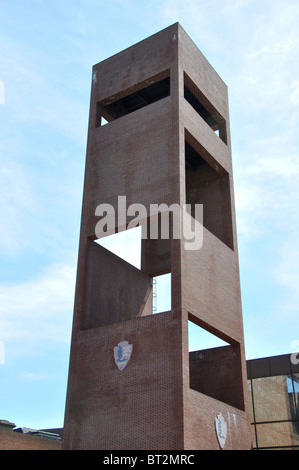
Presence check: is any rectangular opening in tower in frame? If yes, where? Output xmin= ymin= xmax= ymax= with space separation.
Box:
xmin=96 ymin=227 xmax=171 ymax=315
xmin=96 ymin=225 xmax=142 ymax=270
xmin=81 ymin=226 xmax=155 ymax=329
xmin=185 ymin=136 xmax=234 ymax=250
xmin=140 ymin=217 xmax=172 ymax=315
xmin=188 ymin=315 xmax=245 ymax=411
xmin=184 ymin=72 xmax=227 ymax=144
xmin=152 ymin=273 xmax=171 ymax=314
xmin=82 ymin=220 xmax=173 ymax=330
xmin=96 ymin=70 xmax=170 ymax=126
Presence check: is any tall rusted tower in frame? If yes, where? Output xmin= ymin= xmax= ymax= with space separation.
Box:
xmin=63 ymin=23 xmax=251 ymax=450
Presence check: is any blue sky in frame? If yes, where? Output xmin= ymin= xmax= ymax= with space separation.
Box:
xmin=0 ymin=0 xmax=299 ymax=430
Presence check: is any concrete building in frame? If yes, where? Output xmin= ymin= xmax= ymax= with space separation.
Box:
xmin=62 ymin=23 xmax=251 ymax=450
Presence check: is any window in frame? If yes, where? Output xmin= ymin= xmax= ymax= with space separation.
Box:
xmin=287 ymin=375 xmax=299 ymax=434
xmin=247 ymin=368 xmax=299 ymax=449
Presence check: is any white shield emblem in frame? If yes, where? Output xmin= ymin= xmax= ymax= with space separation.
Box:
xmin=215 ymin=413 xmax=227 ymax=449
xmin=113 ymin=341 xmax=133 ymax=370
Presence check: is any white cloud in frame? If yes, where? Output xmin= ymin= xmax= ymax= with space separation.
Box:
xmin=0 ymin=262 xmax=75 ymax=352
xmin=20 ymin=371 xmax=47 ymax=381
xmin=273 ymin=234 xmax=299 ymax=318
xmin=229 ymin=2 xmax=299 ymax=244
xmin=234 ymin=131 xmax=299 ymax=245
xmin=0 ymin=161 xmax=36 ymax=252
xmin=291 ymin=80 xmax=299 ymax=105
xmin=0 ymin=30 xmax=89 ymax=146
xmin=231 ymin=2 xmax=299 ymax=109
xmin=0 ymin=80 xmax=4 ymax=104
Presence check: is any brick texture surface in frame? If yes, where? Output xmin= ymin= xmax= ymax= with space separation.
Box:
xmin=0 ymin=428 xmax=61 ymax=450
xmin=63 ymin=312 xmax=184 ymax=450
xmin=63 ymin=23 xmax=251 ymax=450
